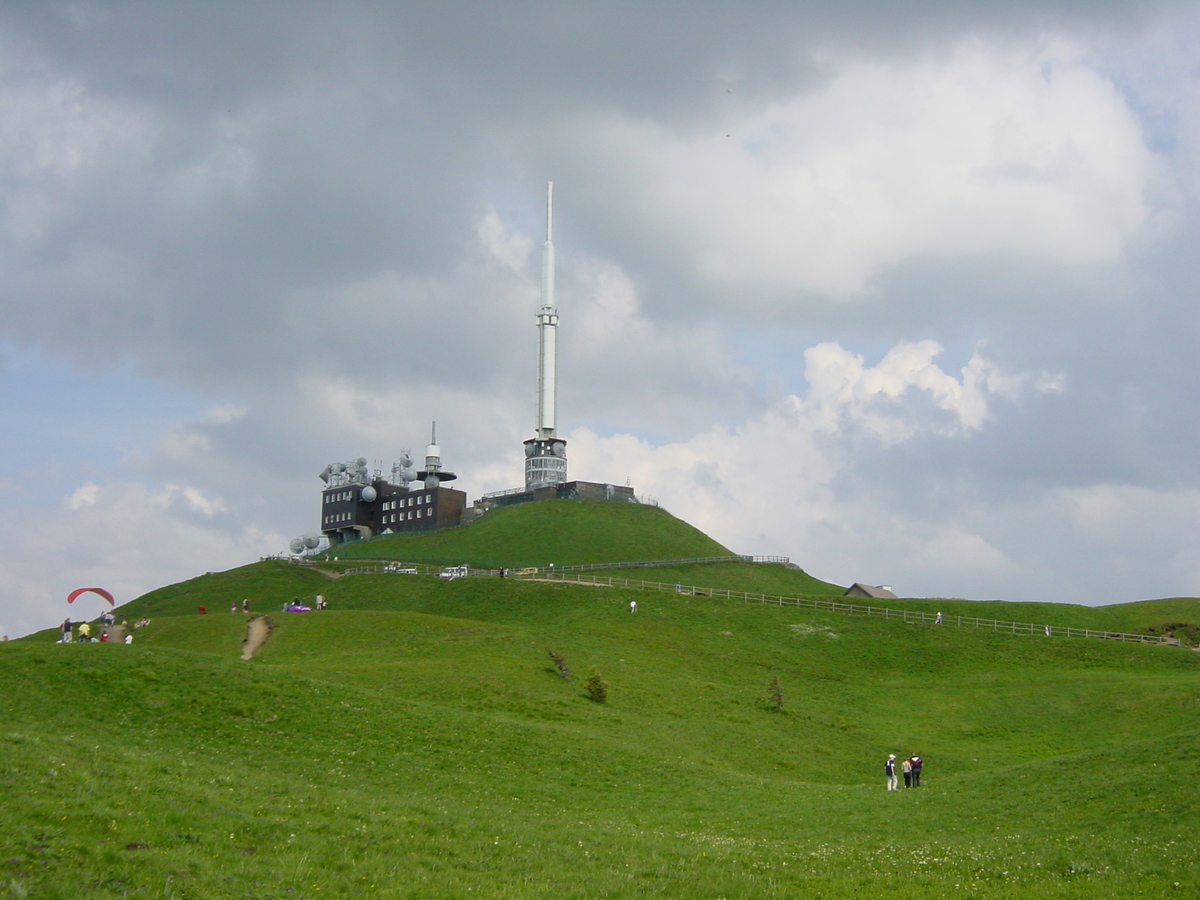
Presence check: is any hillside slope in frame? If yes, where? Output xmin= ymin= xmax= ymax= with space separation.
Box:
xmin=9 ymin=499 xmax=1200 ymax=897
xmin=5 ymin=574 xmax=1200 ymax=898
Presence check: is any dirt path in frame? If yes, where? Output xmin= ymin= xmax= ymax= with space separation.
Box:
xmin=240 ymin=615 xmax=273 ymax=660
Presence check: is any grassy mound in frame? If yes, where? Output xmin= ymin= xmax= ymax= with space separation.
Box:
xmin=327 ymin=499 xmax=734 ymax=567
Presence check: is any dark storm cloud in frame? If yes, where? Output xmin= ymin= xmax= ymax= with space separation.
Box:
xmin=0 ymin=0 xmax=1176 ymax=376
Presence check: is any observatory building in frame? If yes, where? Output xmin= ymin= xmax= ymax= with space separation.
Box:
xmin=316 ymin=424 xmax=466 ymax=546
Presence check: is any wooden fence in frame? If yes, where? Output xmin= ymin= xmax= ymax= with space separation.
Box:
xmin=526 ymin=572 xmax=1184 ymax=648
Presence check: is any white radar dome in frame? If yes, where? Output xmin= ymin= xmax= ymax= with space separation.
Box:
xmin=302 ymin=532 xmax=320 ymax=549
xmin=361 ymin=486 xmax=377 ymax=502
xmin=289 ymin=538 xmax=305 ymax=554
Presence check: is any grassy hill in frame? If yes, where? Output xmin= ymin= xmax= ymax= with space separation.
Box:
xmin=325 ymin=500 xmax=736 ymax=567
xmin=5 ymin=501 xmax=1200 ymax=898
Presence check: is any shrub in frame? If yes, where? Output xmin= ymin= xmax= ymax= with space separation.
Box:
xmin=768 ymin=676 xmax=784 ymax=711
xmin=585 ymin=669 xmax=608 ymax=703
xmin=547 ymin=649 xmax=570 ymax=679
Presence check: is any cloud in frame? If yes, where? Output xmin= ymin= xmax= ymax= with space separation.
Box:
xmin=797 ymin=339 xmax=1062 ymax=441
xmin=547 ymin=38 xmax=1165 ymax=311
xmin=567 ymin=338 xmax=1045 ymax=570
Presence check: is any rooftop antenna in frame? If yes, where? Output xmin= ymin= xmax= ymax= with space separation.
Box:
xmin=423 ymin=420 xmax=457 ymax=489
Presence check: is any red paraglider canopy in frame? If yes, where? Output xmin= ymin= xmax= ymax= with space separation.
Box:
xmin=67 ymin=587 xmax=115 ymax=606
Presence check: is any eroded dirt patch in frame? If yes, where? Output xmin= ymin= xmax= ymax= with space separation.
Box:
xmin=240 ymin=615 xmax=274 ymax=660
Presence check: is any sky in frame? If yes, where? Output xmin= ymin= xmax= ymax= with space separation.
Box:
xmin=2 ymin=1 xmax=1199 ymax=638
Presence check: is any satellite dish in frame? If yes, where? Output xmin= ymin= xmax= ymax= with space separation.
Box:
xmin=356 ymin=457 xmax=367 ymax=468
xmin=361 ymin=486 xmax=377 ymax=502
xmin=302 ymin=533 xmax=320 ymax=549
xmin=289 ymin=538 xmax=305 ymax=554
xmin=319 ymin=464 xmax=333 ymax=484
xmin=551 ymin=441 xmax=566 ymax=457
xmin=399 ymin=452 xmax=412 ymax=468
xmin=525 ymin=443 xmax=536 ymax=457
xmin=400 ymin=467 xmax=416 ymax=484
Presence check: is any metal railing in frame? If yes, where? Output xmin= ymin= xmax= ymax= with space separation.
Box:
xmin=548 ymin=555 xmax=790 ymax=573
xmin=523 ymin=572 xmax=1185 ymax=648
xmin=480 ymin=485 xmax=530 ymax=500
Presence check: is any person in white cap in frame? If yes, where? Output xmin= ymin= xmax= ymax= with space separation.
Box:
xmin=885 ymin=754 xmax=898 ymax=791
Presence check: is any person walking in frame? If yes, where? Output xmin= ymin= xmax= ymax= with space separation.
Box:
xmin=630 ymin=600 xmax=637 ymax=613
xmin=242 ymin=598 xmax=249 ymax=613
xmin=901 ymin=756 xmax=913 ymax=788
xmin=910 ymin=755 xmax=923 ymax=787
xmin=60 ymin=618 xmax=72 ymax=643
xmin=935 ymin=611 xmax=942 ymax=625
xmin=885 ymin=754 xmax=898 ymax=791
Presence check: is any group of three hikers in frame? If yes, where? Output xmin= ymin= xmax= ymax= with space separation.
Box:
xmin=884 ymin=754 xmax=923 ymax=789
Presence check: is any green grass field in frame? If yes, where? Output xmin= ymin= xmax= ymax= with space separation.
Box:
xmin=326 ymin=500 xmax=735 ymax=568
xmin=4 ymin=501 xmax=1200 ymax=898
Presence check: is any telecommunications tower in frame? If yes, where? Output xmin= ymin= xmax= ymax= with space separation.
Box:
xmin=524 ymin=181 xmax=568 ymax=489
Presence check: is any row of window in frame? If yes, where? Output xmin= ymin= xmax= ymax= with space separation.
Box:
xmin=382 ymin=494 xmax=427 ymax=510
xmin=323 ymin=511 xmax=355 ymax=525
xmin=324 ymin=490 xmax=431 ymax=507
xmin=382 ymin=508 xmax=430 ymax=524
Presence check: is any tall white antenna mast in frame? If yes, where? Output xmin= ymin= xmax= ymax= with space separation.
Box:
xmin=536 ymin=181 xmax=557 ymax=440
xmin=525 ymin=181 xmax=568 ymax=490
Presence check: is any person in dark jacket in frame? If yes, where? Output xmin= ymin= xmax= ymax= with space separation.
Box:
xmin=910 ymin=755 xmax=923 ymax=787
